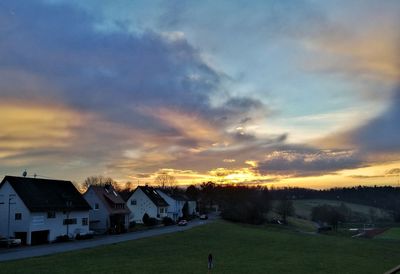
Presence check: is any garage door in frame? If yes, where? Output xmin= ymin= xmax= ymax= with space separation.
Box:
xmin=31 ymin=230 xmax=49 ymax=245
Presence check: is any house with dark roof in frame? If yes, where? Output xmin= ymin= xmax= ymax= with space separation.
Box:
xmin=83 ymin=185 xmax=130 ymax=233
xmin=123 ymin=186 xmax=169 ymax=223
xmin=0 ymin=176 xmax=91 ymax=245
xmin=157 ymin=189 xmax=198 ymax=221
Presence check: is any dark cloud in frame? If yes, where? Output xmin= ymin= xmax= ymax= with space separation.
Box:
xmin=0 ymin=0 xmax=264 ymax=132
xmin=254 ymin=148 xmax=363 ymax=177
xmin=386 ymin=168 xmax=400 ymax=175
xmin=350 ymin=88 xmax=400 ymax=153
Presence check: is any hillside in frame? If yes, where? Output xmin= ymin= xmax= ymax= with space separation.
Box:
xmin=292 ymin=199 xmax=392 ymax=221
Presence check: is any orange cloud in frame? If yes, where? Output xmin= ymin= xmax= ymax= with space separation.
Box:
xmin=0 ymin=102 xmax=85 ymax=160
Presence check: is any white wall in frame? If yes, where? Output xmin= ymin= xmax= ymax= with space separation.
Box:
xmin=0 ymin=181 xmax=90 ymax=244
xmin=0 ymin=181 xmax=31 ymax=239
xmin=83 ymin=188 xmax=109 ymax=232
xmin=126 ymin=188 xmax=158 ymax=223
xmin=157 ymin=190 xmax=184 ymax=221
xmin=188 ymin=201 xmax=197 ymax=215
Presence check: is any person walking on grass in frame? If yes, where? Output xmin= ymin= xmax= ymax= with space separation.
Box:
xmin=208 ymin=253 xmax=213 ymax=272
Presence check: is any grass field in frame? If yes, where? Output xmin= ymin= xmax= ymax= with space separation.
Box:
xmin=1 ymin=221 xmax=400 ymax=274
xmin=292 ymin=199 xmax=391 ymax=220
xmin=375 ymin=227 xmax=400 ymax=241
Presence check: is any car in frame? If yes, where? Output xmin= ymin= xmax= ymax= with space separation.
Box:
xmin=178 ymin=220 xmax=188 ymax=226
xmin=199 ymin=214 xmax=208 ymax=220
xmin=0 ymin=237 xmax=21 ymax=248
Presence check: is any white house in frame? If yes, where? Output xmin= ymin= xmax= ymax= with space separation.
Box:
xmin=0 ymin=176 xmax=91 ymax=245
xmin=157 ymin=190 xmax=198 ymax=221
xmin=157 ymin=189 xmax=186 ymax=221
xmin=83 ymin=185 xmax=130 ymax=233
xmin=123 ymin=186 xmax=169 ymax=224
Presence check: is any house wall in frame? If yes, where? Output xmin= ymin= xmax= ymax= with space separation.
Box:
xmin=0 ymin=181 xmax=90 ymax=245
xmin=0 ymin=181 xmax=31 ymax=238
xmin=83 ymin=188 xmax=109 ymax=232
xmin=157 ymin=191 xmax=184 ymax=221
xmin=188 ymin=201 xmax=197 ymax=215
xmin=30 ymin=210 xmax=89 ymax=242
xmin=126 ymin=188 xmax=158 ymax=223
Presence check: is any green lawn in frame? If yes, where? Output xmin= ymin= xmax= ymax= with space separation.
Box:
xmin=375 ymin=227 xmax=400 ymax=241
xmin=1 ymin=221 xmax=400 ymax=274
xmin=292 ymin=199 xmax=391 ymax=220
xmin=287 ymin=216 xmax=317 ymax=232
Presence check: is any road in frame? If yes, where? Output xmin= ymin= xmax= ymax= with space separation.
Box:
xmin=0 ymin=217 xmax=216 ymax=262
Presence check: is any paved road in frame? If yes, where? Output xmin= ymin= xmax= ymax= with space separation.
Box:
xmin=0 ymin=217 xmax=216 ymax=262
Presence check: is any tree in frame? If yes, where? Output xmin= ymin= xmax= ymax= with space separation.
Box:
xmin=82 ymin=176 xmax=118 ymax=191
xmin=185 ymin=185 xmax=200 ymax=201
xmin=276 ymin=199 xmax=294 ymax=224
xmin=311 ymin=204 xmax=347 ymax=230
xmin=155 ymin=173 xmax=176 ymax=188
xmin=182 ymin=202 xmax=189 ymax=219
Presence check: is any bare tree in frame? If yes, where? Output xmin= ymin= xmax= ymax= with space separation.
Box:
xmin=155 ymin=173 xmax=176 ymax=188
xmin=82 ymin=175 xmax=117 ymax=191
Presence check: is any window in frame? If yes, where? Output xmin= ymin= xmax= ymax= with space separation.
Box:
xmin=63 ymin=218 xmax=77 ymax=225
xmin=82 ymin=218 xmax=88 ymax=226
xmin=160 ymin=208 xmax=164 ymax=214
xmin=131 ymin=199 xmax=137 ymax=205
xmin=94 ymin=203 xmax=99 ymax=210
xmin=0 ymin=194 xmax=4 ymax=205
xmin=115 ymin=203 xmax=125 ymax=209
xmin=15 ymin=213 xmax=22 ymax=220
xmin=47 ymin=211 xmax=56 ymax=219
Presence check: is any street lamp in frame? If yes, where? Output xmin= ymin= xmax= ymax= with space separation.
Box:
xmin=7 ymin=194 xmax=16 ymax=238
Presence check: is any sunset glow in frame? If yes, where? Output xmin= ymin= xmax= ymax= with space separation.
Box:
xmin=0 ymin=0 xmax=399 ymax=189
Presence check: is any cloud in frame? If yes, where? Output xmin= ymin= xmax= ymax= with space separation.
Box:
xmin=386 ymin=168 xmax=400 ymax=176
xmin=349 ymin=88 xmax=400 ymax=153
xmin=254 ymin=148 xmax=364 ymax=177
xmin=0 ymin=0 xmax=282 ymax=179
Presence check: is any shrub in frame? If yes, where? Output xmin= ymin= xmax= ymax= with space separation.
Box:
xmin=76 ymin=233 xmax=93 ymax=240
xmin=162 ymin=217 xmax=174 ymax=226
xmin=142 ymin=213 xmax=150 ymax=224
xmin=129 ymin=221 xmax=136 ymax=228
xmin=54 ymin=235 xmax=70 ymax=243
xmin=145 ymin=217 xmax=158 ymax=226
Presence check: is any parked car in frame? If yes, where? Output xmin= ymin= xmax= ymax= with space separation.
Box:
xmin=178 ymin=220 xmax=188 ymax=226
xmin=199 ymin=214 xmax=208 ymax=220
xmin=0 ymin=237 xmax=21 ymax=248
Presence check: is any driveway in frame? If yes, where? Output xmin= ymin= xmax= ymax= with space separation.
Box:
xmin=0 ymin=216 xmax=216 ymax=262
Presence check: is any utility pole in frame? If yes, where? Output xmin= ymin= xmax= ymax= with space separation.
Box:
xmin=66 ymin=201 xmax=72 ymax=238
xmin=7 ymin=194 xmax=16 ymax=238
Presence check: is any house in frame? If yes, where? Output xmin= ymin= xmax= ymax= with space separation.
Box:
xmin=157 ymin=190 xmax=187 ymax=221
xmin=0 ymin=176 xmax=91 ymax=245
xmin=157 ymin=190 xmax=198 ymax=221
xmin=124 ymin=186 xmax=169 ymax=224
xmin=83 ymin=185 xmax=130 ymax=233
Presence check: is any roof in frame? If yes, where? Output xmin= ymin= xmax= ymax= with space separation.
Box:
xmin=119 ymin=190 xmax=133 ymax=202
xmin=88 ymin=185 xmax=130 ymax=215
xmin=0 ymin=176 xmax=91 ymax=212
xmin=137 ymin=186 xmax=169 ymax=207
xmin=157 ymin=188 xmax=191 ymax=202
xmin=171 ymin=193 xmax=189 ymax=202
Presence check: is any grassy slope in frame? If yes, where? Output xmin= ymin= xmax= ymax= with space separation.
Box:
xmin=292 ymin=199 xmax=390 ymax=220
xmin=375 ymin=228 xmax=400 ymax=240
xmin=1 ymin=221 xmax=400 ymax=274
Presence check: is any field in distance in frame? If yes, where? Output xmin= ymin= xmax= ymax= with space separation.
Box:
xmin=1 ymin=221 xmax=400 ymax=274
xmin=291 ymin=199 xmax=392 ymax=221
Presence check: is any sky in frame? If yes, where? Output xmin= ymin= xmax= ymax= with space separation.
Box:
xmin=0 ymin=0 xmax=399 ymax=188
